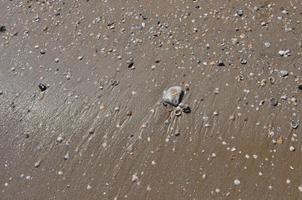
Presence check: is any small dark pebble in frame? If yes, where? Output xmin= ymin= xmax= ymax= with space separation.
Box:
xmin=217 ymin=59 xmax=225 ymax=66
xmin=107 ymin=22 xmax=114 ymax=26
xmin=183 ymin=106 xmax=191 ymax=113
xmin=38 ymin=83 xmax=47 ymax=92
xmin=298 ymin=85 xmax=302 ymax=90
xmin=127 ymin=62 xmax=134 ymax=68
xmin=126 ymin=111 xmax=133 ymax=116
xmin=270 ymin=98 xmax=278 ymax=106
xmin=0 ymin=26 xmax=6 ymax=32
xmin=174 ymin=132 xmax=180 ymax=136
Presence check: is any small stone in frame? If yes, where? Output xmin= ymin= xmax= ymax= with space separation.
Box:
xmin=289 ymin=146 xmax=295 ymax=152
xmin=40 ymin=49 xmax=46 ymax=54
xmin=279 ymin=70 xmax=289 ymax=77
xmin=126 ymin=111 xmax=133 ymax=116
xmin=182 ymin=105 xmax=191 ymax=113
xmin=236 ymin=9 xmax=244 ymax=17
xmin=264 ymin=42 xmax=271 ymax=48
xmin=42 ymin=26 xmax=48 ymax=31
xmin=66 ymin=73 xmax=71 ymax=80
xmin=162 ymin=86 xmax=184 ymax=107
xmin=217 ymin=59 xmax=225 ymax=66
xmin=132 ymin=173 xmax=138 ymax=182
xmin=58 ymin=171 xmax=63 ymax=175
xmin=234 ymin=179 xmax=241 ymax=186
xmin=0 ymin=90 xmax=3 ymax=95
xmin=174 ymin=131 xmax=180 ymax=136
xmin=38 ymin=83 xmax=47 ymax=92
xmin=54 ymin=58 xmax=59 ymax=63
xmin=298 ymin=85 xmax=302 ymax=90
xmin=282 ymin=10 xmax=289 ymax=14
xmin=64 ymin=153 xmax=70 ymax=160
xmin=260 ymin=79 xmax=266 ymax=87
xmin=291 ymin=97 xmax=297 ymax=103
xmin=298 ymin=185 xmax=302 ymax=192
xmin=88 ymin=128 xmax=95 ymax=134
xmin=78 ymin=56 xmax=83 ymax=60
xmin=270 ymin=98 xmax=278 ymax=106
xmin=0 ymin=25 xmax=6 ymax=32
xmin=56 ymin=136 xmax=64 ymax=143
xmin=278 ymin=50 xmax=290 ymax=57
xmin=34 ymin=161 xmax=41 ymax=168
xmin=0 ymin=25 xmax=6 ymax=33
xmin=240 ymin=58 xmax=247 ymax=65
xmin=127 ymin=62 xmax=134 ymax=69
xmin=151 ymin=65 xmax=156 ymax=70
xmin=87 ymin=185 xmax=92 ymax=190
xmin=175 ymin=107 xmax=182 ymax=116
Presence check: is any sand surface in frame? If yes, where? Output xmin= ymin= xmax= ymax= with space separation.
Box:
xmin=1 ymin=0 xmax=302 ymax=199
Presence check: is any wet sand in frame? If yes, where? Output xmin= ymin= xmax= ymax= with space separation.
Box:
xmin=1 ymin=0 xmax=302 ymax=199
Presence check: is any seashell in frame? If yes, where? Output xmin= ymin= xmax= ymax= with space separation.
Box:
xmin=162 ymin=86 xmax=184 ymax=107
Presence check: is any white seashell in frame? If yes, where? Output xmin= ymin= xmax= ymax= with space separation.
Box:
xmin=162 ymin=86 xmax=184 ymax=107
